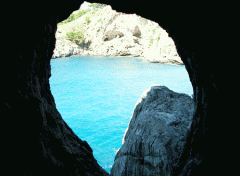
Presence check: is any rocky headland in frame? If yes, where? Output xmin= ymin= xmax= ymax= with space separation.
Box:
xmin=110 ymin=85 xmax=194 ymax=175
xmin=52 ymin=2 xmax=183 ymax=65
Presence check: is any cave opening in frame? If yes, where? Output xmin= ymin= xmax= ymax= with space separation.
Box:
xmin=50 ymin=2 xmax=194 ymax=174
xmin=3 ymin=0 xmax=233 ymax=175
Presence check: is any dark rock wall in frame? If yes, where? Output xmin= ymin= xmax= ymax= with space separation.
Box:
xmin=2 ymin=2 xmax=109 ymax=176
xmin=2 ymin=1 xmax=232 ymax=176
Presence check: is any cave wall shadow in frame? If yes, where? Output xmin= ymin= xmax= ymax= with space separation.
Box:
xmin=1 ymin=1 xmax=233 ymax=176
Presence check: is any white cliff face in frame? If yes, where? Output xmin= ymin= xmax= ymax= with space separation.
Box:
xmin=52 ymin=4 xmax=183 ymax=65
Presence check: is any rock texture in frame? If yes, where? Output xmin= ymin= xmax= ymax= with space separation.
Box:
xmin=52 ymin=3 xmax=183 ymax=65
xmin=2 ymin=2 xmax=109 ymax=176
xmin=111 ymin=85 xmax=194 ymax=175
xmin=3 ymin=1 xmax=233 ymax=176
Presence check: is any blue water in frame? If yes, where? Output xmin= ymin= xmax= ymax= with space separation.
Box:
xmin=50 ymin=56 xmax=193 ymax=173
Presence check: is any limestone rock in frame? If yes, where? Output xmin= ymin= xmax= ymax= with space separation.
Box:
xmin=143 ymin=46 xmax=183 ymax=65
xmin=52 ymin=4 xmax=183 ymax=65
xmin=110 ymin=85 xmax=194 ymax=175
xmin=79 ymin=1 xmax=93 ymax=11
xmin=52 ymin=39 xmax=84 ymax=59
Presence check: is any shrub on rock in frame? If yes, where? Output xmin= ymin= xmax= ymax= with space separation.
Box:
xmin=65 ymin=31 xmax=84 ymax=45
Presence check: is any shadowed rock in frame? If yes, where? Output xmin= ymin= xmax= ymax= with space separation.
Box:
xmin=2 ymin=2 xmax=109 ymax=176
xmin=132 ymin=25 xmax=141 ymax=38
xmin=103 ymin=30 xmax=124 ymax=41
xmin=111 ymin=85 xmax=194 ymax=175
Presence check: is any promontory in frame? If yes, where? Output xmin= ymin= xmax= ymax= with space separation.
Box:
xmin=52 ymin=2 xmax=183 ymax=65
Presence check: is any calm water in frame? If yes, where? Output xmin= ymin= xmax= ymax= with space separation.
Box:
xmin=50 ymin=56 xmax=193 ymax=173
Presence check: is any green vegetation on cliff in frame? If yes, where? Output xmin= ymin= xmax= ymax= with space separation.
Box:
xmin=149 ymin=38 xmax=154 ymax=46
xmin=58 ymin=9 xmax=91 ymax=26
xmin=157 ymin=33 xmax=161 ymax=42
xmin=58 ymin=3 xmax=107 ymax=26
xmin=85 ymin=16 xmax=91 ymax=24
xmin=65 ymin=31 xmax=84 ymax=44
xmin=89 ymin=3 xmax=107 ymax=9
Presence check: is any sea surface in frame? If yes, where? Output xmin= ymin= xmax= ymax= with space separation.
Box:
xmin=50 ymin=56 xmax=193 ymax=173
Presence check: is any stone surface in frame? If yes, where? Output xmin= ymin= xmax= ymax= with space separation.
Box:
xmin=111 ymin=85 xmax=194 ymax=176
xmin=53 ymin=38 xmax=84 ymax=58
xmin=2 ymin=1 xmax=233 ymax=176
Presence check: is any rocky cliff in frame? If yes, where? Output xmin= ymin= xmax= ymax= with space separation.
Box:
xmin=52 ymin=3 xmax=183 ymax=65
xmin=111 ymin=85 xmax=194 ymax=175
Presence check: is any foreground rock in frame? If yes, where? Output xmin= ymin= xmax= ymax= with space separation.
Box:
xmin=52 ymin=3 xmax=183 ymax=65
xmin=111 ymin=85 xmax=194 ymax=175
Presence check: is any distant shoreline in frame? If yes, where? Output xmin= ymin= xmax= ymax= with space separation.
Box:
xmin=52 ymin=54 xmax=184 ymax=66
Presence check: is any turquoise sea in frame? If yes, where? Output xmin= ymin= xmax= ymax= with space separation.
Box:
xmin=49 ymin=56 xmax=193 ymax=173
